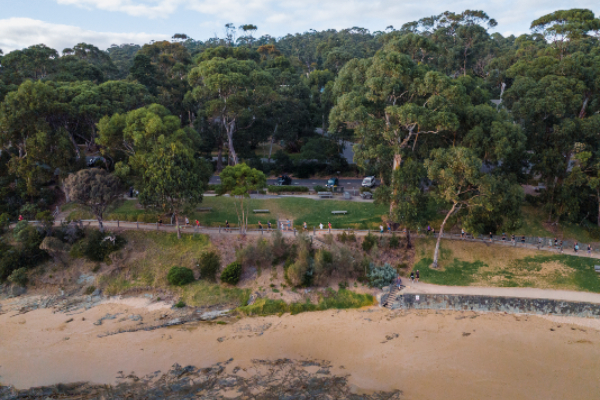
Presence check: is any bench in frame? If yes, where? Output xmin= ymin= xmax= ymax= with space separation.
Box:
xmin=595 ymin=265 xmax=600 ymax=274
xmin=331 ymin=211 xmax=348 ymax=215
xmin=253 ymin=209 xmax=270 ymax=213
xmin=318 ymin=192 xmax=333 ymax=198
xmin=196 ymin=207 xmax=213 ymax=212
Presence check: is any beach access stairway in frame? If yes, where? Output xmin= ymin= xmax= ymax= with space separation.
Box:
xmin=383 ymin=285 xmax=400 ymax=309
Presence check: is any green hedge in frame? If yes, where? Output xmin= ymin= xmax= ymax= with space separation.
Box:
xmin=167 ymin=266 xmax=195 ymax=286
xmin=268 ymin=185 xmax=309 ymax=194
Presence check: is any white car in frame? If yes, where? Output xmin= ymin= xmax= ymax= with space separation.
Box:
xmin=362 ymin=176 xmax=377 ymax=188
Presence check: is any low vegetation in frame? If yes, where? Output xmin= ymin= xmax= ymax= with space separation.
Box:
xmin=413 ymin=238 xmax=600 ymax=292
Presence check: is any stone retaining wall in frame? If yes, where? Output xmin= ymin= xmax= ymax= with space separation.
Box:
xmin=391 ymin=294 xmax=600 ymax=318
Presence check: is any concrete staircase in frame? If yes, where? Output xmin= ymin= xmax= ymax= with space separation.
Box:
xmin=383 ymin=285 xmax=400 ymax=309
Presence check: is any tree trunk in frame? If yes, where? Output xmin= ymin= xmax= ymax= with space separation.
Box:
xmin=97 ymin=215 xmax=104 ymax=233
xmin=390 ymin=153 xmax=402 ymax=214
xmin=431 ymin=203 xmax=457 ymax=269
xmin=268 ymin=123 xmax=278 ymax=162
xmin=225 ymin=120 xmax=238 ymax=165
xmin=175 ymin=213 xmax=181 ymax=239
xmin=216 ymin=141 xmax=223 ymax=172
xmin=68 ymin=132 xmax=81 ymax=160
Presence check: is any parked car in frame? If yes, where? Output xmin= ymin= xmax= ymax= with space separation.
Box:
xmin=326 ymin=177 xmax=339 ymax=187
xmin=277 ymin=175 xmax=292 ymax=185
xmin=362 ymin=176 xmax=377 ymax=188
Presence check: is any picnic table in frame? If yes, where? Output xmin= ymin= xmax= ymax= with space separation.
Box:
xmin=253 ymin=209 xmax=270 ymax=213
xmin=318 ymin=192 xmax=333 ymax=198
xmin=331 ymin=211 xmax=348 ymax=215
xmin=595 ymin=265 xmax=600 ymax=274
xmin=360 ymin=191 xmax=373 ymax=199
xmin=197 ymin=207 xmax=213 ymax=212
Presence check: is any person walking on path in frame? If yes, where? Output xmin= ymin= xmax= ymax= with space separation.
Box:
xmin=185 ymin=216 xmax=190 ymax=228
xmin=225 ymin=220 xmax=230 ymax=232
xmin=267 ymin=221 xmax=271 ymax=230
xmin=195 ymin=219 xmax=200 ymax=230
xmin=461 ymin=228 xmax=465 ymax=239
xmin=587 ymin=244 xmax=592 ymax=256
xmin=410 ymin=271 xmax=415 ymax=284
xmin=387 ymin=222 xmax=391 ymax=233
xmin=489 ymin=232 xmax=493 ymax=242
xmin=574 ymin=241 xmax=579 ymax=253
xmin=320 ymin=222 xmax=324 ymax=230
xmin=415 ymin=270 xmax=420 ymax=283
xmin=427 ymin=225 xmax=431 ymax=236
xmin=328 ymin=222 xmax=332 ymax=232
xmin=380 ymin=224 xmax=384 ymax=234
xmin=303 ymin=221 xmax=307 ymax=231
xmin=258 ymin=221 xmax=263 ymax=231
xmin=18 ymin=215 xmax=23 ymax=221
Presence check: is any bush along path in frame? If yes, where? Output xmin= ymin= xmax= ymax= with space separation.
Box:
xmin=19 ymin=218 xmax=600 ymax=261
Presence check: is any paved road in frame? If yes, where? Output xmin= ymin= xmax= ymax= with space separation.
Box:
xmin=401 ymin=282 xmax=600 ymax=304
xmin=209 ymin=175 xmax=365 ymax=189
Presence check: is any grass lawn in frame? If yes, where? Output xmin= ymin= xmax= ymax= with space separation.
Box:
xmin=97 ymin=197 xmax=388 ymax=230
xmin=412 ymin=237 xmax=600 ymax=292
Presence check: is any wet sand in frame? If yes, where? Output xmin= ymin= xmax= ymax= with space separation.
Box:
xmin=1 ymin=301 xmax=599 ymax=399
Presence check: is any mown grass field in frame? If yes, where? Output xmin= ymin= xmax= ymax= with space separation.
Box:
xmin=68 ymin=197 xmax=388 ymax=230
xmin=413 ymin=237 xmax=600 ymax=292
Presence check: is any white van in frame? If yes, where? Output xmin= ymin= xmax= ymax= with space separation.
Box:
xmin=362 ymin=176 xmax=377 ymax=188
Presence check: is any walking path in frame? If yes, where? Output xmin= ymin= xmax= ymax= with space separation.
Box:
xmin=401 ymin=282 xmax=600 ymax=304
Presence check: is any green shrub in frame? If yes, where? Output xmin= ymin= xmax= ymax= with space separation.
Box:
xmin=84 ymin=286 xmax=96 ymax=295
xmin=362 ymin=233 xmax=377 ymax=252
xmin=207 ymin=184 xmax=221 ymax=191
xmin=8 ymin=267 xmax=28 ymax=287
xmin=367 ymin=263 xmax=397 ymax=288
xmin=337 ymin=231 xmax=348 ymax=243
xmin=267 ymin=185 xmax=309 ymax=194
xmin=167 ymin=266 xmax=195 ymax=286
xmin=221 ymin=261 xmax=242 ymax=285
xmin=174 ymin=299 xmax=186 ymax=308
xmin=12 ymin=220 xmax=29 ymax=238
xmin=199 ymin=251 xmax=221 ymax=282
xmin=80 ymin=230 xmax=126 ymax=262
xmin=0 ymin=213 xmax=10 ymax=234
xmin=313 ymin=185 xmax=327 ymax=193
xmin=389 ymin=233 xmax=400 ymax=249
xmin=127 ymin=214 xmax=137 ymax=222
xmin=347 ymin=233 xmax=357 ymax=242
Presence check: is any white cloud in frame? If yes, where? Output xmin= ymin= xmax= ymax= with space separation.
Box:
xmin=0 ymin=18 xmax=169 ymax=53
xmin=56 ymin=0 xmax=182 ymax=19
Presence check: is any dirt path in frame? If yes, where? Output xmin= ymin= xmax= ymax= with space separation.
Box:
xmin=36 ymin=219 xmax=600 ymax=260
xmin=402 ymin=282 xmax=600 ymax=304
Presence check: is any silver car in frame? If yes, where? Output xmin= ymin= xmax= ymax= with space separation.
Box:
xmin=362 ymin=176 xmax=377 ymax=188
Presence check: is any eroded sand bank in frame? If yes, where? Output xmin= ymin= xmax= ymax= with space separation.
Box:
xmin=1 ymin=301 xmax=599 ymax=400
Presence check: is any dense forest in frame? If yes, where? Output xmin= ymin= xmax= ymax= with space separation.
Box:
xmin=0 ymin=8 xmax=600 ymax=254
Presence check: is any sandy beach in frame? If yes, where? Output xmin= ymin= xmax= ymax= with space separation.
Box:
xmin=1 ymin=298 xmax=600 ymax=399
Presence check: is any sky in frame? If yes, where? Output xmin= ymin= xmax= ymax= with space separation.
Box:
xmin=1 ymin=0 xmax=599 ymax=54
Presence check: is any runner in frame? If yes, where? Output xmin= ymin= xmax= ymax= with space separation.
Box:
xmin=225 ymin=220 xmax=229 ymax=232
xmin=267 ymin=221 xmax=272 ymax=230
xmin=328 ymin=222 xmax=332 ymax=231
xmin=258 ymin=221 xmax=263 ymax=231
xmin=415 ymin=269 xmax=420 ymax=283
xmin=410 ymin=271 xmax=415 ymax=284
